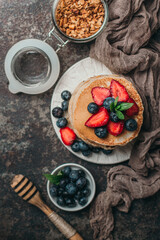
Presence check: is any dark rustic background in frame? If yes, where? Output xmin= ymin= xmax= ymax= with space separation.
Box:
xmin=0 ymin=0 xmax=160 ymax=239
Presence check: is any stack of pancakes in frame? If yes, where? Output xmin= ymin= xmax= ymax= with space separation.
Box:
xmin=68 ymin=75 xmax=144 ymax=150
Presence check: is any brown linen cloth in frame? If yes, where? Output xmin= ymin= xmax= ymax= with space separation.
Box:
xmin=89 ymin=0 xmax=160 ymax=239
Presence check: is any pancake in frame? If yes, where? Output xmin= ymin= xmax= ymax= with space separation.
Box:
xmin=68 ymin=75 xmax=143 ymax=148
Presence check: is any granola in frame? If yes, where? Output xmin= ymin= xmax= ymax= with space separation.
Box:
xmin=55 ymin=0 xmax=105 ymax=39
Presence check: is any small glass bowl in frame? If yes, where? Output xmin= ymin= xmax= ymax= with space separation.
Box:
xmin=47 ymin=163 xmax=96 ymax=212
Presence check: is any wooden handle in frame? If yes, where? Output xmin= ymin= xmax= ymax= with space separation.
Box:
xmin=69 ymin=233 xmax=83 ymax=240
xmin=29 ymin=193 xmax=83 ymax=239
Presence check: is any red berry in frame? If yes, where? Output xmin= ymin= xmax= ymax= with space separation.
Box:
xmin=91 ymin=87 xmax=111 ymax=106
xmin=60 ymin=127 xmax=76 ymax=146
xmin=126 ymin=98 xmax=139 ymax=116
xmin=107 ymin=120 xmax=124 ymax=136
xmin=85 ymin=107 xmax=109 ymax=128
xmin=110 ymin=80 xmax=129 ymax=102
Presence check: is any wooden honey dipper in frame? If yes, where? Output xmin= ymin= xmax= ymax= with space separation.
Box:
xmin=11 ymin=174 xmax=83 ymax=240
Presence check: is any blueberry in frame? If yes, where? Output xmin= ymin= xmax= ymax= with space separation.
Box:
xmin=69 ymin=170 xmax=79 ymax=182
xmin=57 ymin=187 xmax=64 ymax=196
xmin=52 ymin=107 xmax=63 ymax=118
xmin=110 ymin=112 xmax=119 ymax=122
xmin=50 ymin=185 xmax=58 ymax=197
xmin=61 ymin=100 xmax=68 ymax=111
xmin=87 ymin=102 xmax=99 ymax=114
xmin=59 ymin=178 xmax=69 ymax=188
xmin=79 ymin=197 xmax=88 ymax=206
xmin=65 ymin=198 xmax=76 ymax=207
xmin=56 ymin=117 xmax=68 ymax=128
xmin=85 ymin=178 xmax=90 ymax=186
xmin=57 ymin=196 xmax=65 ymax=206
xmin=79 ymin=141 xmax=89 ymax=151
xmin=71 ymin=141 xmax=80 ymax=152
xmin=62 ymin=191 xmax=69 ymax=197
xmin=74 ymin=191 xmax=83 ymax=200
xmin=81 ymin=149 xmax=92 ymax=156
xmin=103 ymin=97 xmax=115 ymax=111
xmin=61 ymin=90 xmax=71 ymax=101
xmin=65 ymin=183 xmax=77 ymax=195
xmin=125 ymin=119 xmax=137 ymax=131
xmin=90 ymin=147 xmax=101 ymax=153
xmin=94 ymin=127 xmax=107 ymax=138
xmin=81 ymin=188 xmax=91 ymax=197
xmin=102 ymin=149 xmax=113 ymax=155
xmin=78 ymin=169 xmax=85 ymax=177
xmin=62 ymin=166 xmax=71 ymax=176
xmin=76 ymin=177 xmax=87 ymax=189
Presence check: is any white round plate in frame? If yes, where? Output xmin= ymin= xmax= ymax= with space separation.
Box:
xmin=51 ymin=57 xmax=133 ymax=164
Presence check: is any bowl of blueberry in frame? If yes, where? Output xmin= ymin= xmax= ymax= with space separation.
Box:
xmin=46 ymin=163 xmax=96 ymax=211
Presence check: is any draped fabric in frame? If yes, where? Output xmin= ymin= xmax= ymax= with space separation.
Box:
xmin=89 ymin=0 xmax=160 ymax=239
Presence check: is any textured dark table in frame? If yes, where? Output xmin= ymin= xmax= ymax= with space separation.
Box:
xmin=0 ymin=1 xmax=160 ymax=240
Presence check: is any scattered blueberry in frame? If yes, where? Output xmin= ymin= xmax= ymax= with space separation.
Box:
xmin=56 ymin=117 xmax=68 ymax=128
xmin=59 ymin=178 xmax=69 ymax=188
xmin=94 ymin=127 xmax=107 ymax=138
xmin=78 ymin=169 xmax=85 ymax=177
xmin=81 ymin=149 xmax=92 ymax=156
xmin=61 ymin=90 xmax=71 ymax=101
xmin=79 ymin=141 xmax=89 ymax=151
xmin=61 ymin=100 xmax=68 ymax=111
xmin=125 ymin=119 xmax=137 ymax=131
xmin=76 ymin=177 xmax=87 ymax=189
xmin=71 ymin=141 xmax=80 ymax=152
xmin=57 ymin=196 xmax=65 ymax=206
xmin=79 ymin=197 xmax=88 ymax=206
xmin=65 ymin=183 xmax=77 ymax=195
xmin=50 ymin=185 xmax=58 ymax=197
xmin=102 ymin=149 xmax=113 ymax=155
xmin=52 ymin=107 xmax=63 ymax=118
xmin=90 ymin=147 xmax=101 ymax=153
xmin=62 ymin=166 xmax=71 ymax=176
xmin=81 ymin=188 xmax=91 ymax=197
xmin=65 ymin=198 xmax=76 ymax=207
xmin=87 ymin=102 xmax=99 ymax=114
xmin=69 ymin=170 xmax=79 ymax=182
xmin=103 ymin=97 xmax=115 ymax=110
xmin=110 ymin=112 xmax=119 ymax=122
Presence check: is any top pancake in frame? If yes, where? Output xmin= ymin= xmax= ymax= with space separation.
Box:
xmin=68 ymin=75 xmax=144 ymax=147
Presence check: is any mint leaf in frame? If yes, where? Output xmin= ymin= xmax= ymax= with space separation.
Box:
xmin=110 ymin=102 xmax=114 ymax=111
xmin=116 ymin=103 xmax=133 ymax=111
xmin=44 ymin=171 xmax=64 ymax=185
xmin=116 ymin=110 xmax=125 ymax=120
xmin=114 ymin=97 xmax=119 ymax=107
xmin=116 ymin=105 xmax=121 ymax=110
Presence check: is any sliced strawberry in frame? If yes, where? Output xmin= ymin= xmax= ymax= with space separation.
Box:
xmin=110 ymin=80 xmax=129 ymax=102
xmin=85 ymin=107 xmax=109 ymax=128
xmin=60 ymin=127 xmax=76 ymax=146
xmin=91 ymin=87 xmax=111 ymax=106
xmin=107 ymin=120 xmax=124 ymax=136
xmin=126 ymin=98 xmax=139 ymax=116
